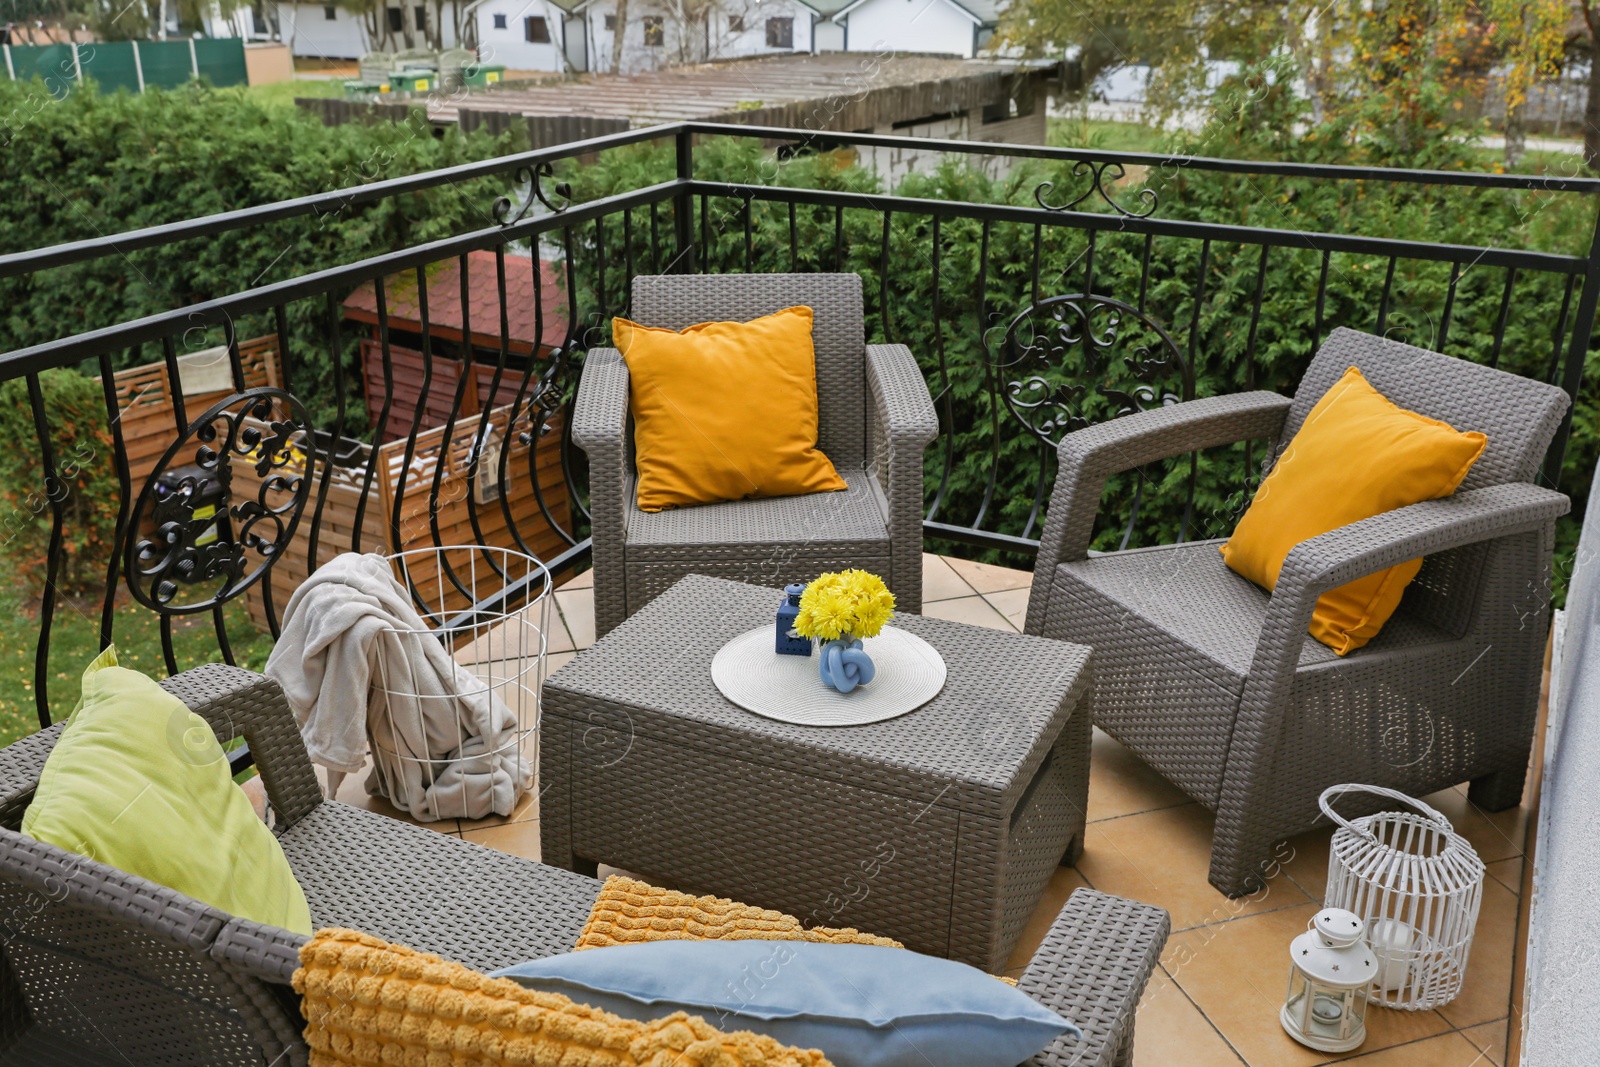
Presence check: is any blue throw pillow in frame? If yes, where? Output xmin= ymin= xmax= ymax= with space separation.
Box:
xmin=494 ymin=940 xmax=1076 ymax=1067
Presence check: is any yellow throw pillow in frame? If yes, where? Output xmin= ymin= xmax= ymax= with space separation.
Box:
xmin=23 ymin=647 xmax=312 ymax=934
xmin=614 ymin=307 xmax=847 ymax=512
xmin=1221 ymin=366 xmax=1487 ymax=655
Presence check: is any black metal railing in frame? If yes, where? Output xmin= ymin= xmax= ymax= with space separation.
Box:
xmin=1 ymin=121 xmax=1595 ymax=741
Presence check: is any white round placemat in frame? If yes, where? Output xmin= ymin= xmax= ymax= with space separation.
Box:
xmin=711 ymin=625 xmax=947 ymax=726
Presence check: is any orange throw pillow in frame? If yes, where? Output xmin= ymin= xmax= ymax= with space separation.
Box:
xmin=1221 ymin=366 xmax=1487 ymax=655
xmin=614 ymin=307 xmax=847 ymax=513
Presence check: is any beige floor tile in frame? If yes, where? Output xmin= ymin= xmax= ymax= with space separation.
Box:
xmin=1131 ymin=968 xmax=1247 ymax=1067
xmin=462 ymin=819 xmax=542 ymax=862
xmin=1076 ymin=804 xmax=1311 ymax=931
xmin=922 ymin=553 xmax=975 ymax=602
xmin=556 ymin=585 xmax=596 ymax=651
xmin=457 ymin=787 xmax=539 ymax=832
xmin=1341 ymin=1032 xmax=1488 ymax=1066
xmin=558 ymin=567 xmax=594 ymax=590
xmin=1279 ymin=824 xmax=1335 ymax=902
xmin=239 ymin=774 xmax=267 ymax=822
xmin=1086 ymin=728 xmax=1192 ymax=823
xmin=544 ymin=607 xmax=576 ymax=654
xmin=1162 ymin=903 xmax=1452 ymax=1067
xmin=1005 ymin=867 xmax=1091 ymax=972
xmin=921 ymin=594 xmax=1016 ymax=631
xmin=1485 ymin=857 xmax=1523 ymax=896
xmin=1436 ymin=875 xmax=1519 ymax=1030
xmin=328 ymin=759 xmax=460 ymax=833
xmin=983 ymin=586 xmax=1030 ymax=630
xmin=1418 ymin=787 xmax=1529 ymax=865
xmin=942 ymin=555 xmax=1033 ymax=593
xmin=1459 ymin=1019 xmax=1507 ymax=1066
xmin=544 ymin=650 xmax=576 ymax=678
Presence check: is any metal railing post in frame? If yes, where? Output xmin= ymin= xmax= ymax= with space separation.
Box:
xmin=1545 ymin=200 xmax=1600 ymax=489
xmin=674 ymin=126 xmax=696 ymax=274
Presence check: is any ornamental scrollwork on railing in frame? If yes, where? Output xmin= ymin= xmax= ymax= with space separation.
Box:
xmin=1034 ymin=160 xmax=1158 ymax=219
xmin=996 ymin=294 xmax=1190 ymax=448
xmin=515 ymin=343 xmax=575 ymax=449
xmin=492 ymin=160 xmax=573 ymax=227
xmin=127 ymin=388 xmax=314 ymax=614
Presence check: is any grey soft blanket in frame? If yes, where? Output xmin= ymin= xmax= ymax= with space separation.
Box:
xmin=265 ymin=552 xmax=530 ymax=821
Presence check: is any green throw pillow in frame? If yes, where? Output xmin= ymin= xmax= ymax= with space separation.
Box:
xmin=22 ymin=647 xmax=312 ymax=935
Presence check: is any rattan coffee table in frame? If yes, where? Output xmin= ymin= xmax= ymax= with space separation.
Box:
xmin=540 ymin=574 xmax=1092 ymax=972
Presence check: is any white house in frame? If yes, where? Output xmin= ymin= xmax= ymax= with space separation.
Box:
xmin=826 ymin=0 xmax=997 ymax=58
xmin=245 ymin=2 xmax=469 ymax=60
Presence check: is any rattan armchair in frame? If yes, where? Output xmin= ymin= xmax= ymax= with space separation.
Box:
xmin=574 ymin=273 xmax=938 ymax=639
xmin=1024 ymin=327 xmax=1572 ymax=897
xmin=0 ymin=665 xmax=1168 ymax=1067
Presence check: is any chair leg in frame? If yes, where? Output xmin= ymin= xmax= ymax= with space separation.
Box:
xmin=1206 ymin=819 xmax=1279 ymax=899
xmin=1468 ymin=765 xmax=1528 ymax=813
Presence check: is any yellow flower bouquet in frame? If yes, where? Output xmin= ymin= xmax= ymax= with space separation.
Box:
xmin=792 ymin=570 xmax=895 ymax=693
xmin=793 ymin=569 xmax=896 ymax=641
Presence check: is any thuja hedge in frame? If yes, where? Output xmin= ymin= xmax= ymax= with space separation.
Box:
xmin=557 ymin=105 xmax=1598 ymax=597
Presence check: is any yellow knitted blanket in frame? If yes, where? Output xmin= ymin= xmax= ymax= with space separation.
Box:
xmin=294 ymin=927 xmax=834 ymax=1067
xmin=576 ymin=876 xmax=904 ymax=950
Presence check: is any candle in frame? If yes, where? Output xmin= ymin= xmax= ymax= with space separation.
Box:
xmin=1368 ymin=919 xmax=1416 ymax=994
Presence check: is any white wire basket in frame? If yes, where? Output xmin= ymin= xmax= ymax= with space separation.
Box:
xmin=369 ymin=545 xmax=552 ymax=822
xmin=1320 ymin=784 xmax=1486 ymax=1011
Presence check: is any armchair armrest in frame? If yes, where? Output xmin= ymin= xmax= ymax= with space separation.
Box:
xmin=0 ymin=723 xmax=63 ymax=830
xmin=160 ymin=664 xmax=324 ymax=830
xmin=572 ymin=348 xmax=634 ymax=638
xmin=865 ymin=344 xmax=938 ymax=608
xmin=1018 ymin=888 xmax=1171 ymax=1067
xmin=1026 ymin=392 xmax=1291 ymax=634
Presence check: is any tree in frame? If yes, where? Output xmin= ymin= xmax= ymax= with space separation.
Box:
xmin=610 ymin=0 xmax=628 ymax=73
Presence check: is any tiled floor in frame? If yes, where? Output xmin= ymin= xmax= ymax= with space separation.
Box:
xmin=278 ymin=553 xmax=1528 ymax=1067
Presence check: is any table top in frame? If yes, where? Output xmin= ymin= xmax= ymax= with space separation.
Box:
xmin=543 ymin=574 xmax=1091 ymax=816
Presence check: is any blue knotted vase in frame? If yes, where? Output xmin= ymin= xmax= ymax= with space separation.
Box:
xmin=818 ymin=635 xmax=876 ymax=693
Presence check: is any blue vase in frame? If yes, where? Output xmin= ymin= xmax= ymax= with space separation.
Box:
xmin=775 ymin=583 xmax=812 ymax=656
xmin=818 ymin=635 xmax=876 ymax=693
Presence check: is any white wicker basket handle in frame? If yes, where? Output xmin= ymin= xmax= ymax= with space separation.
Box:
xmin=1318 ymin=783 xmax=1453 ymax=841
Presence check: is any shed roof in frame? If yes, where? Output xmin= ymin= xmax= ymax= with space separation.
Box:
xmin=342 ymin=251 xmax=569 ymax=355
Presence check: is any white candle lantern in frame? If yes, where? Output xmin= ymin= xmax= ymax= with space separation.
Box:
xmin=1281 ymin=908 xmax=1379 ymax=1053
xmin=1320 ymin=784 xmax=1485 ymax=1010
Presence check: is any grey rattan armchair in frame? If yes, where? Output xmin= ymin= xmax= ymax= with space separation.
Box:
xmin=575 ymin=273 xmax=938 ymax=638
xmin=0 ymin=666 xmax=1168 ymax=1067
xmin=1025 ymin=327 xmax=1572 ymax=897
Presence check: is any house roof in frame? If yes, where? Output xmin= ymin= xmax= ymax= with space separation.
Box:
xmin=341 ymin=250 xmax=568 ymax=355
xmin=831 ymin=0 xmax=999 ymax=24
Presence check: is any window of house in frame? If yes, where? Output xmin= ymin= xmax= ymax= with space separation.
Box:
xmin=642 ymin=15 xmax=664 ymax=45
xmin=414 ymin=5 xmax=427 ymax=29
xmin=765 ymin=16 xmax=792 ymax=48
xmin=323 ymin=4 xmax=336 ymax=19
xmin=604 ymin=13 xmax=615 ymax=29
xmin=727 ymin=14 xmax=744 ymax=32
xmin=524 ymin=15 xmax=549 ymax=41
xmin=492 ymin=12 xmax=506 ymax=27
xmin=386 ymin=6 xmax=403 ymax=32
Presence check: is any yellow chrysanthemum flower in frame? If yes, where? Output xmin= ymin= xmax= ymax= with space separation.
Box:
xmin=792 ymin=570 xmax=895 ymax=641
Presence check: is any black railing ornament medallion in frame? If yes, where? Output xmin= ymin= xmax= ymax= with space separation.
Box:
xmin=998 ymin=294 xmax=1191 ymax=446
xmin=127 ymin=388 xmax=315 ymax=614
xmin=1033 ymin=162 xmax=1158 ymax=219
xmin=492 ymin=161 xmax=573 ymax=227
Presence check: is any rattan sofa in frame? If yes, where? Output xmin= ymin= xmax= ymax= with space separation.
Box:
xmin=1024 ymin=327 xmax=1572 ymax=897
xmin=574 ymin=272 xmax=938 ymax=639
xmin=0 ymin=664 xmax=1168 ymax=1067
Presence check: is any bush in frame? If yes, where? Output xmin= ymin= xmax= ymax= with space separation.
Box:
xmin=0 ymin=369 xmax=120 ymax=596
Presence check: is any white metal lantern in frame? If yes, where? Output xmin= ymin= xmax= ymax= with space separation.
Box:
xmin=1320 ymin=784 xmax=1486 ymax=1011
xmin=1281 ymin=908 xmax=1379 ymax=1053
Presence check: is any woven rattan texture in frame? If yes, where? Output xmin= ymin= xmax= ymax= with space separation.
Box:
xmin=292 ymin=928 xmax=831 ymax=1067
xmin=575 ymin=875 xmax=903 ymax=949
xmin=575 ymin=274 xmax=935 ymax=638
xmin=0 ymin=828 xmax=302 ymax=1066
xmin=541 ymin=574 xmax=1090 ymax=968
xmin=1025 ymin=329 xmax=1572 ymax=894
xmin=278 ymin=801 xmax=600 ymax=975
xmin=1018 ymin=889 xmax=1170 ymax=1067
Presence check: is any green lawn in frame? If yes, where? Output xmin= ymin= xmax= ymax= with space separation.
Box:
xmin=1048 ymin=117 xmax=1173 ymax=155
xmin=239 ymin=78 xmax=348 ymax=111
xmin=0 ymin=587 xmax=275 ymax=747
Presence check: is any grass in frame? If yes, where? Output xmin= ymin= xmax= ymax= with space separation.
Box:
xmin=1048 ymin=117 xmax=1171 ymax=155
xmin=0 ymin=585 xmax=274 ymax=748
xmin=240 ymin=78 xmax=348 ymax=111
